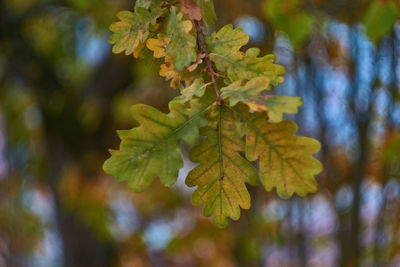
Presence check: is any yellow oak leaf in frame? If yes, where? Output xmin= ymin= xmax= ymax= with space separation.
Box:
xmin=160 ymin=56 xmax=182 ymax=88
xmin=133 ymin=42 xmax=145 ymax=58
xmin=146 ymin=34 xmax=171 ymax=58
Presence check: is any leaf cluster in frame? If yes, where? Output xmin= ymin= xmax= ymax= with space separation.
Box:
xmin=104 ymin=0 xmax=322 ymax=227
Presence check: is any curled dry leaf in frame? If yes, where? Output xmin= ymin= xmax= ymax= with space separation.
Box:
xmin=188 ymin=53 xmax=205 ymax=72
xmin=180 ymin=0 xmax=203 ymax=21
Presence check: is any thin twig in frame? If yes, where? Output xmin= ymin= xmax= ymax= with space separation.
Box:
xmin=194 ymin=20 xmax=222 ymax=105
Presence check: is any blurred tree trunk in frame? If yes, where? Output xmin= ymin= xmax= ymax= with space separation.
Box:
xmin=349 ymin=120 xmax=368 ymax=267
xmin=348 ymin=32 xmax=376 ymax=267
xmin=44 ymin=54 xmax=133 ymax=266
xmin=47 ymin=137 xmax=115 ymax=267
xmin=373 ymin=34 xmax=398 ymax=266
xmin=0 ymin=4 xmax=133 ymax=264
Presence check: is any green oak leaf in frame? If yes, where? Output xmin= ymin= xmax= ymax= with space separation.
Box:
xmin=186 ymin=105 xmax=258 ymax=228
xmin=208 ymin=26 xmax=285 ymax=86
xmin=109 ymin=4 xmax=163 ymax=55
xmin=259 ymin=95 xmax=302 ymax=122
xmin=206 ymin=24 xmax=249 ymax=58
xmin=206 ymin=25 xmax=285 ymax=86
xmin=134 ymin=0 xmax=151 ymax=9
xmin=233 ymin=107 xmax=322 ymax=199
xmin=134 ymin=0 xmax=163 ymax=9
xmin=103 ymin=98 xmax=211 ymax=192
xmin=166 ymin=7 xmax=197 ymax=72
xmin=221 ymin=77 xmax=302 ymax=122
xmin=196 ymin=0 xmax=217 ymax=25
xmin=180 ymin=78 xmax=212 ymax=102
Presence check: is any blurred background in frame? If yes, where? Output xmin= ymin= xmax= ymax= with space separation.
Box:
xmin=1 ymin=0 xmax=400 ymax=266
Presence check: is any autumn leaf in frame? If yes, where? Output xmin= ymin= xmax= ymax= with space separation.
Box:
xmin=133 ymin=42 xmax=145 ymax=59
xmin=259 ymin=96 xmax=303 ymax=122
xmin=135 ymin=0 xmax=164 ymax=9
xmin=146 ymin=34 xmax=171 ymax=58
xmin=210 ymin=47 xmax=285 ymax=86
xmin=180 ymin=0 xmax=203 ymax=21
xmin=180 ymin=78 xmax=211 ymax=102
xmin=134 ymin=0 xmax=152 ymax=9
xmin=188 ymin=52 xmax=205 ymax=72
xmin=206 ymin=25 xmax=284 ymax=85
xmin=233 ymin=107 xmax=322 ymax=199
xmin=145 ymin=17 xmax=201 ymax=89
xmin=206 ymin=24 xmax=249 ymax=56
xmin=109 ymin=4 xmax=164 ymax=55
xmin=160 ymin=55 xmax=200 ymax=89
xmin=103 ymin=98 xmax=211 ymax=192
xmin=135 ymin=0 xmax=164 ymax=11
xmin=197 ymin=0 xmax=217 ymax=25
xmin=105 ymin=0 xmax=324 ymax=228
xmin=159 ymin=55 xmax=182 ymax=88
xmin=221 ymin=77 xmax=302 ymax=122
xmin=186 ymin=105 xmax=258 ymax=228
xmin=221 ymin=77 xmax=271 ymax=106
xmin=166 ymin=7 xmax=197 ymax=72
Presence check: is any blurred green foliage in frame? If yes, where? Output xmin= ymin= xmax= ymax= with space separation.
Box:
xmin=264 ymin=0 xmax=313 ymax=48
xmin=363 ymin=1 xmax=398 ymax=44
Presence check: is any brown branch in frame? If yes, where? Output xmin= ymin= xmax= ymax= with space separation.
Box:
xmin=194 ymin=20 xmax=222 ymax=105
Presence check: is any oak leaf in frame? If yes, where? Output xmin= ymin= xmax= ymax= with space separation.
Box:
xmin=206 ymin=24 xmax=249 ymax=55
xmin=197 ymin=0 xmax=217 ymax=25
xmin=109 ymin=4 xmax=163 ymax=55
xmin=159 ymin=55 xmax=182 ymax=88
xmin=103 ymin=98 xmax=210 ymax=192
xmin=146 ymin=34 xmax=171 ymax=58
xmin=211 ymin=48 xmax=285 ymax=86
xmin=180 ymin=78 xmax=211 ymax=102
xmin=166 ymin=7 xmax=197 ymax=72
xmin=234 ymin=107 xmax=322 ymax=199
xmin=180 ymin=0 xmax=203 ymax=21
xmin=186 ymin=105 xmax=258 ymax=227
xmin=221 ymin=77 xmax=302 ymax=122
xmin=207 ymin=25 xmax=285 ymax=86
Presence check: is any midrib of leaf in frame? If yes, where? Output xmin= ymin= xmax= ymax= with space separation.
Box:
xmin=217 ymin=105 xmax=224 ymax=179
xmin=146 ymin=103 xmax=212 ymax=155
xmin=193 ymin=106 xmax=239 ymax=219
xmin=215 ymin=106 xmax=248 ymax=218
xmin=207 ymin=37 xmax=246 ymax=49
xmin=210 ymin=52 xmax=236 ymax=63
xmin=230 ymin=107 xmax=313 ymax=188
xmin=210 ymin=53 xmax=259 ymax=79
xmin=217 ymin=105 xmax=224 ymax=220
xmin=140 ymin=113 xmax=175 ymax=130
xmin=211 ymin=53 xmax=278 ymax=81
xmin=223 ymin=156 xmax=246 ymax=204
xmin=165 ymin=139 xmax=169 ymax=180
xmin=138 ymin=150 xmax=153 ymax=188
xmin=195 ymin=106 xmax=226 ymax=219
